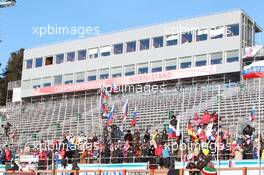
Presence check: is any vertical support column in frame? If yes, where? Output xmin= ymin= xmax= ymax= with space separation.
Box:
xmin=242 ymin=167 xmax=247 ymax=175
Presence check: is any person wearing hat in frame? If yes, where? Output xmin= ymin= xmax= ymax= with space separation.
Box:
xmin=200 ymin=162 xmax=217 ymax=175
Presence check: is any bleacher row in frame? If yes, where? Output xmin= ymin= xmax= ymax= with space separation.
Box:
xmin=1 ymin=79 xmax=264 ymax=147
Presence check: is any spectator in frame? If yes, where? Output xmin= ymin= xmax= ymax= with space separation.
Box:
xmin=143 ymin=129 xmax=150 ymax=143
xmin=124 ymin=130 xmax=133 ymax=142
xmin=70 ymin=161 xmax=80 ymax=175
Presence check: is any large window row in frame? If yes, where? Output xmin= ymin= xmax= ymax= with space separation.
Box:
xmin=25 ymin=24 xmax=239 ymax=69
xmin=22 ymin=50 xmax=239 ymax=89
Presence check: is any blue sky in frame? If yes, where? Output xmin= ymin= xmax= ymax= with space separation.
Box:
xmin=0 ymin=0 xmax=264 ymax=68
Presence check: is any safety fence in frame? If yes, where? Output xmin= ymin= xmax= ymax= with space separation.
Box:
xmin=1 ymin=167 xmax=264 ymax=175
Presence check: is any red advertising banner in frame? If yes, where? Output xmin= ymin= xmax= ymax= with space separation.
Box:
xmin=34 ymin=66 xmax=216 ymax=95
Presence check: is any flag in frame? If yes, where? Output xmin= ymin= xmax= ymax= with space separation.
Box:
xmin=187 ymin=122 xmax=197 ymax=141
xmin=168 ymin=124 xmax=176 ymax=139
xmin=106 ymin=105 xmax=115 ymax=126
xmin=249 ymin=106 xmax=256 ymax=122
xmin=122 ymin=99 xmax=129 ymax=122
xmin=111 ymin=83 xmax=119 ymax=93
xmin=131 ymin=110 xmax=138 ymax=127
xmin=100 ymin=86 xmax=110 ymax=113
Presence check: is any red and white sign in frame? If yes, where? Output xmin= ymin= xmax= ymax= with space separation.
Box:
xmin=34 ymin=66 xmax=216 ymax=95
xmin=244 ymin=45 xmax=263 ymax=58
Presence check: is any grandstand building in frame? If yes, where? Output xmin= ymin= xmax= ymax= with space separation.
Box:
xmin=3 ymin=9 xmax=264 ymax=145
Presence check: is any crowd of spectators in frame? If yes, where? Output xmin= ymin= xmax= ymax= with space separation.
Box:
xmin=0 ymin=110 xmax=264 ymax=172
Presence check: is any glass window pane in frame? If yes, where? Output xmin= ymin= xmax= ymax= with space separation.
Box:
xmin=181 ymin=32 xmax=193 ymax=44
xmin=195 ymin=55 xmax=207 ymax=67
xmin=78 ymin=50 xmax=86 ymax=60
xmin=151 ymin=61 xmax=162 ymax=73
xmin=88 ymin=48 xmax=98 ymax=58
xmin=26 ymin=59 xmax=33 ymax=69
xmin=99 ymin=69 xmax=109 ymax=79
xmin=67 ymin=52 xmax=75 ymax=62
xmin=180 ymin=57 xmax=192 ymax=69
xmin=64 ymin=74 xmax=74 ymax=84
xmin=75 ymin=72 xmax=85 ymax=83
xmin=43 ymin=77 xmax=52 ymax=87
xmin=166 ymin=35 xmax=178 ymax=46
xmin=138 ymin=63 xmax=148 ymax=74
xmin=126 ymin=41 xmax=136 ymax=53
xmin=139 ymin=39 xmax=149 ymax=50
xmin=125 ymin=65 xmax=135 ymax=76
xmin=87 ymin=70 xmax=97 ymax=81
xmin=165 ymin=59 xmax=177 ymax=71
xmin=210 ymin=26 xmax=224 ymax=39
xmin=35 ymin=58 xmax=43 ymax=68
xmin=211 ymin=52 xmax=223 ymax=65
xmin=114 ymin=43 xmax=123 ymax=54
xmin=153 ymin=36 xmax=163 ymax=48
xmin=227 ymin=24 xmax=239 ymax=37
xmin=196 ymin=29 xmax=208 ymax=42
xmin=111 ymin=67 xmax=122 ymax=78
xmin=32 ymin=79 xmax=41 ymax=89
xmin=226 ymin=50 xmax=239 ymax=63
xmin=54 ymin=75 xmax=62 ymax=85
xmin=56 ymin=54 xmax=64 ymax=64
xmin=101 ymin=46 xmax=111 ymax=57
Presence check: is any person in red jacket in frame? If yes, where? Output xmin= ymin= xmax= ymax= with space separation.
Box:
xmin=5 ymin=147 xmax=12 ymax=163
xmin=155 ymin=144 xmax=163 ymax=168
xmin=201 ymin=110 xmax=211 ymax=125
xmin=38 ymin=150 xmax=47 ymax=170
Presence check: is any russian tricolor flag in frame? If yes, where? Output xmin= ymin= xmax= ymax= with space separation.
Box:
xmin=131 ymin=111 xmax=138 ymax=127
xmin=242 ymin=61 xmax=264 ymax=79
xmin=106 ymin=105 xmax=115 ymax=126
xmin=249 ymin=106 xmax=256 ymax=122
xmin=168 ymin=124 xmax=176 ymax=139
xmin=122 ymin=99 xmax=129 ymax=122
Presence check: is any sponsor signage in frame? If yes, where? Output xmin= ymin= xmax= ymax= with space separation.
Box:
xmin=33 ymin=66 xmax=216 ymax=95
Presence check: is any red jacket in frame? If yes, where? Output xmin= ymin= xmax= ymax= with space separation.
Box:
xmin=201 ymin=112 xmax=211 ymax=125
xmin=155 ymin=145 xmax=163 ymax=157
xmin=5 ymin=149 xmax=11 ymax=161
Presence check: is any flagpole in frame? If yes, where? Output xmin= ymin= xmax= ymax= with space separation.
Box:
xmin=258 ymin=78 xmax=261 ymax=174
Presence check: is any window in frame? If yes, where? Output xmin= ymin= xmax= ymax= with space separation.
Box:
xmin=126 ymin=41 xmax=136 ymax=53
xmin=101 ymin=46 xmax=111 ymax=57
xmin=125 ymin=65 xmax=135 ymax=76
xmin=180 ymin=57 xmax=192 ymax=69
xmin=196 ymin=29 xmax=208 ymax=42
xmin=35 ymin=58 xmax=43 ymax=68
xmin=166 ymin=35 xmax=178 ymax=46
xmin=56 ymin=54 xmax=64 ymax=64
xmin=88 ymin=48 xmax=98 ymax=58
xmin=64 ymin=74 xmax=74 ymax=84
xmin=32 ymin=79 xmax=41 ymax=89
xmin=195 ymin=55 xmax=207 ymax=67
xmin=75 ymin=72 xmax=85 ymax=83
xmin=87 ymin=70 xmax=97 ymax=81
xmin=45 ymin=56 xmax=53 ymax=66
xmin=138 ymin=63 xmax=148 ymax=74
xmin=139 ymin=39 xmax=150 ymax=50
xmin=227 ymin=24 xmax=239 ymax=37
xmin=26 ymin=59 xmax=33 ymax=69
xmin=151 ymin=61 xmax=162 ymax=73
xmin=153 ymin=36 xmax=163 ymax=48
xmin=67 ymin=52 xmax=75 ymax=62
xmin=54 ymin=75 xmax=62 ymax=85
xmin=78 ymin=50 xmax=86 ymax=60
xmin=181 ymin=32 xmax=193 ymax=44
xmin=113 ymin=43 xmax=123 ymax=55
xmin=165 ymin=59 xmax=177 ymax=71
xmin=99 ymin=69 xmax=109 ymax=79
xmin=226 ymin=50 xmax=239 ymax=63
xmin=210 ymin=26 xmax=224 ymax=39
xmin=22 ymin=80 xmax=31 ymax=90
xmin=111 ymin=67 xmax=122 ymax=78
xmin=210 ymin=52 xmax=223 ymax=65
xmin=43 ymin=77 xmax=52 ymax=87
